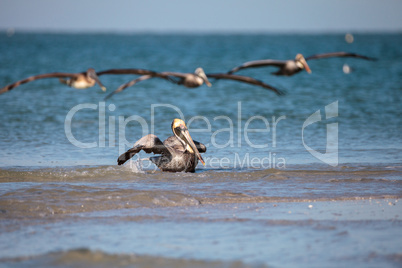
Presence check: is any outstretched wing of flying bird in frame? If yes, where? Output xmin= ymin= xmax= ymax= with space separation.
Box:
xmin=206 ymin=73 xmax=285 ymax=96
xmin=96 ymin=68 xmax=160 ymax=76
xmin=104 ymin=74 xmax=177 ymax=100
xmin=0 ymin=72 xmax=84 ymax=94
xmin=305 ymin=52 xmax=377 ymax=61
xmin=227 ymin=59 xmax=287 ymax=74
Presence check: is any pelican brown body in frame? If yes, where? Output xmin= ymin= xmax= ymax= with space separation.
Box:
xmin=117 ymin=119 xmax=206 ymax=173
xmin=228 ymin=52 xmax=376 ymax=76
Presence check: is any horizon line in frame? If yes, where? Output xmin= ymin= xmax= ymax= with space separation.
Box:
xmin=2 ymin=28 xmax=402 ymax=35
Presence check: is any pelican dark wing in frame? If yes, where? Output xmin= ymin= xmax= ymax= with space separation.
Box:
xmin=194 ymin=140 xmax=207 ymax=153
xmin=0 ymin=72 xmax=85 ymax=95
xmin=97 ymin=68 xmax=159 ymax=76
xmin=305 ymin=52 xmax=377 ymax=61
xmin=227 ymin=59 xmax=287 ymax=74
xmin=117 ymin=134 xmax=168 ymax=165
xmin=105 ymin=75 xmax=152 ymax=100
xmin=104 ymin=74 xmax=174 ymax=100
xmin=206 ymin=73 xmax=285 ymax=96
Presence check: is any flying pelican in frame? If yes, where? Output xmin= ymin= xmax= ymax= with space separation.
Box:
xmin=157 ymin=67 xmax=213 ymax=88
xmin=0 ymin=68 xmax=160 ymax=95
xmin=0 ymin=68 xmax=107 ymax=95
xmin=227 ymin=52 xmax=377 ymax=76
xmin=104 ymin=67 xmax=284 ymax=100
xmin=117 ymin=118 xmax=206 ymax=173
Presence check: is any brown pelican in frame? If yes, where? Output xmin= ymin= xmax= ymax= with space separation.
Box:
xmin=117 ymin=119 xmax=206 ymax=173
xmin=158 ymin=67 xmax=213 ymax=88
xmin=0 ymin=68 xmax=106 ymax=95
xmin=0 ymin=68 xmax=159 ymax=95
xmin=228 ymin=52 xmax=376 ymax=76
xmin=105 ymin=67 xmax=284 ymax=100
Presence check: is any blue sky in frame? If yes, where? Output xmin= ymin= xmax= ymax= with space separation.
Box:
xmin=0 ymin=0 xmax=401 ymax=33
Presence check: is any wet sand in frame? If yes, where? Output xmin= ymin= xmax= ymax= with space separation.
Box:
xmin=1 ymin=198 xmax=401 ymax=267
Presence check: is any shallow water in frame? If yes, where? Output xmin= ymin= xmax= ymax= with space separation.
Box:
xmin=1 ymin=165 xmax=401 ymax=218
xmin=0 ymin=33 xmax=401 ymax=267
xmin=1 ymin=165 xmax=401 ymax=267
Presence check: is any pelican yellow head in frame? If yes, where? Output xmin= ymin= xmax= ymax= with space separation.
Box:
xmin=171 ymin=118 xmax=205 ymax=165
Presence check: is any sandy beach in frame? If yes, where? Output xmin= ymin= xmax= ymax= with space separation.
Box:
xmin=1 ymin=197 xmax=401 ymax=267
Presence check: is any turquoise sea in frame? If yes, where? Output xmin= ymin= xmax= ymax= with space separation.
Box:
xmin=0 ymin=33 xmax=401 ymax=267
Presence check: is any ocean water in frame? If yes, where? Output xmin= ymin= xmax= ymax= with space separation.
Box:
xmin=0 ymin=33 xmax=401 ymax=267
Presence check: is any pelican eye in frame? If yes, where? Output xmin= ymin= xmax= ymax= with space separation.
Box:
xmin=174 ymin=126 xmax=184 ymax=137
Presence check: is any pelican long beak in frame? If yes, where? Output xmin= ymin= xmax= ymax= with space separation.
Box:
xmin=94 ymin=76 xmax=107 ymax=92
xmin=175 ymin=124 xmax=205 ymax=165
xmin=88 ymin=69 xmax=107 ymax=92
xmin=300 ymin=55 xmax=312 ymax=74
xmin=201 ymin=74 xmax=212 ymax=87
xmin=195 ymin=68 xmax=212 ymax=87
